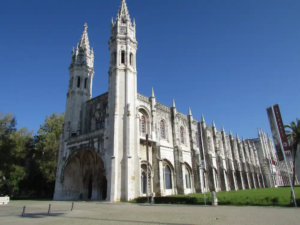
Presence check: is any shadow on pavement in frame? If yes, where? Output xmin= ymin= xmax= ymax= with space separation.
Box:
xmin=19 ymin=212 xmax=65 ymax=218
xmin=63 ymin=216 xmax=196 ymax=225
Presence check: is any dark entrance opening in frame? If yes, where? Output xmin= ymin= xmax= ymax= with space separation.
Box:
xmin=88 ymin=175 xmax=93 ymax=199
xmin=102 ymin=176 xmax=107 ymax=200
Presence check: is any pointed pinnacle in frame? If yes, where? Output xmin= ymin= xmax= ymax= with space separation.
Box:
xmin=151 ymin=87 xmax=155 ymax=98
xmin=236 ymin=133 xmax=240 ymax=140
xmin=222 ymin=126 xmax=225 ymax=132
xmin=212 ymin=120 xmax=216 ymax=128
xmin=188 ymin=107 xmax=192 ymax=116
xmin=84 ymin=23 xmax=88 ymax=31
xmin=78 ymin=24 xmax=90 ymax=51
xmin=230 ymin=130 xmax=233 ymax=136
xmin=117 ymin=0 xmax=131 ymax=21
xmin=202 ymin=114 xmax=205 ymax=123
xmin=172 ymin=99 xmax=176 ymax=108
xmin=242 ymin=136 xmax=245 ymax=141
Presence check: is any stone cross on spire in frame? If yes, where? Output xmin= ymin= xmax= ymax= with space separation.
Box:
xmin=84 ymin=23 xmax=88 ymax=31
xmin=117 ymin=0 xmax=131 ymax=22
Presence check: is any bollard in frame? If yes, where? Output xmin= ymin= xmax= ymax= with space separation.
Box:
xmin=211 ymin=191 xmax=218 ymax=206
xmin=71 ymin=202 xmax=74 ymax=211
xmin=48 ymin=204 xmax=51 ymax=214
xmin=22 ymin=206 xmax=26 ymax=217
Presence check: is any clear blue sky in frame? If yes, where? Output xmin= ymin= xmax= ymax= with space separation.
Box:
xmin=1 ymin=0 xmax=299 ymax=139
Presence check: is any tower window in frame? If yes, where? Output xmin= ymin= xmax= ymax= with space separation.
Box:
xmin=77 ymin=77 xmax=81 ymax=88
xmin=84 ymin=78 xmax=88 ymax=89
xmin=130 ymin=53 xmax=133 ymax=66
xmin=121 ymin=51 xmax=125 ymax=64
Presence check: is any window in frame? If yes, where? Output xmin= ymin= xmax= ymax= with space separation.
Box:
xmin=165 ymin=165 xmax=172 ymax=189
xmin=121 ymin=51 xmax=125 ymax=64
xmin=185 ymin=167 xmax=191 ymax=189
xmin=141 ymin=172 xmax=147 ymax=194
xmin=84 ymin=78 xmax=88 ymax=89
xmin=160 ymin=120 xmax=166 ymax=139
xmin=130 ymin=53 xmax=133 ymax=65
xmin=141 ymin=116 xmax=146 ymax=134
xmin=180 ymin=126 xmax=185 ymax=144
xmin=77 ymin=77 xmax=81 ymax=88
xmin=195 ymin=132 xmax=199 ymax=147
xmin=71 ymin=133 xmax=77 ymax=137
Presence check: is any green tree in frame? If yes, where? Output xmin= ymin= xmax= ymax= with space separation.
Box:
xmin=285 ymin=118 xmax=300 ymax=203
xmin=35 ymin=112 xmax=64 ymax=197
xmin=0 ymin=113 xmax=32 ymax=196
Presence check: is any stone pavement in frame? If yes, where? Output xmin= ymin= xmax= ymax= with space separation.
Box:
xmin=0 ymin=201 xmax=299 ymax=225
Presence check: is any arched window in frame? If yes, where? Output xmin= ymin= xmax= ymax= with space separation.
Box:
xmin=180 ymin=126 xmax=185 ymax=144
xmin=77 ymin=77 xmax=81 ymax=88
xmin=84 ymin=78 xmax=88 ymax=89
xmin=165 ymin=165 xmax=172 ymax=189
xmin=130 ymin=53 xmax=133 ymax=66
xmin=160 ymin=120 xmax=166 ymax=139
xmin=141 ymin=115 xmax=146 ymax=134
xmin=121 ymin=51 xmax=125 ymax=64
xmin=141 ymin=171 xmax=147 ymax=194
xmin=185 ymin=167 xmax=191 ymax=189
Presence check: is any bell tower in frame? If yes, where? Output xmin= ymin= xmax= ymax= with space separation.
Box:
xmin=105 ymin=0 xmax=139 ymax=202
xmin=65 ymin=23 xmax=94 ymax=139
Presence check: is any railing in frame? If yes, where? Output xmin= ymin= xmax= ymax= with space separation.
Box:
xmin=137 ymin=93 xmax=150 ymax=103
xmin=67 ymin=129 xmax=103 ymax=145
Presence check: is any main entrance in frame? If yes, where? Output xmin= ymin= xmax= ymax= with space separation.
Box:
xmin=62 ymin=149 xmax=107 ymax=200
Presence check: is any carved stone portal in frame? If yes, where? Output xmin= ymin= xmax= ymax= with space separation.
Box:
xmin=62 ymin=150 xmax=107 ymax=200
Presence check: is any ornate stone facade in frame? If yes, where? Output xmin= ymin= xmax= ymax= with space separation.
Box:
xmin=54 ymin=0 xmax=284 ymax=202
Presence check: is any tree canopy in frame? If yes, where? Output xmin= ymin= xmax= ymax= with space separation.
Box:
xmin=0 ymin=112 xmax=64 ymax=197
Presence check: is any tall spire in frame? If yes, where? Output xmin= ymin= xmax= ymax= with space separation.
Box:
xmin=201 ymin=114 xmax=205 ymax=123
xmin=172 ymin=99 xmax=176 ymax=108
xmin=188 ymin=107 xmax=192 ymax=116
xmin=117 ymin=0 xmax=131 ymax=22
xmin=78 ymin=23 xmax=91 ymax=51
xmin=222 ymin=126 xmax=225 ymax=133
xmin=151 ymin=87 xmax=155 ymax=98
xmin=212 ymin=120 xmax=216 ymax=128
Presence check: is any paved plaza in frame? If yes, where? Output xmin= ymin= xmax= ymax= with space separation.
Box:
xmin=0 ymin=201 xmax=299 ymax=225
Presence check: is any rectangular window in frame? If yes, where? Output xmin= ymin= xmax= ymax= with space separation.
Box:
xmin=77 ymin=77 xmax=81 ymax=88
xmin=121 ymin=51 xmax=125 ymax=64
xmin=84 ymin=78 xmax=88 ymax=89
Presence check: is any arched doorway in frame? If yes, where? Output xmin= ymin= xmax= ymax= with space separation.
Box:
xmin=62 ymin=149 xmax=107 ymax=200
